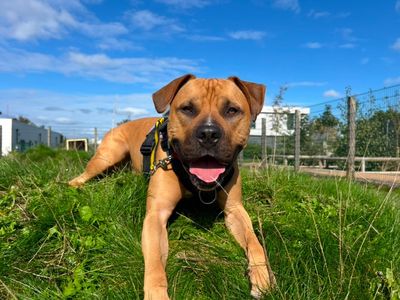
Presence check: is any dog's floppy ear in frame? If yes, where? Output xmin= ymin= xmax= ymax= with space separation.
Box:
xmin=228 ymin=76 xmax=266 ymax=121
xmin=152 ymin=74 xmax=196 ymax=113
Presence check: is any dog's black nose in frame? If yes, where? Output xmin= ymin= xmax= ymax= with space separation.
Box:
xmin=195 ymin=124 xmax=222 ymax=148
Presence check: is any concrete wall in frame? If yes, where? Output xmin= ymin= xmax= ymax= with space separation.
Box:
xmin=0 ymin=118 xmax=64 ymax=156
xmin=250 ymin=106 xmax=310 ymax=137
xmin=0 ymin=118 xmax=12 ymax=156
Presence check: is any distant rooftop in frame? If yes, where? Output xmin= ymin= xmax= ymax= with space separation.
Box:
xmin=260 ymin=106 xmax=310 ymax=114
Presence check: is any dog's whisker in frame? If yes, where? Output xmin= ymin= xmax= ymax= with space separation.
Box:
xmin=215 ymin=180 xmax=229 ymax=196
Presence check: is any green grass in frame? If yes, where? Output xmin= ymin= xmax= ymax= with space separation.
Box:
xmin=1 ymin=146 xmax=399 ymax=299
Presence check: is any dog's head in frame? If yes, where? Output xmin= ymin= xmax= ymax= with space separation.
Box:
xmin=153 ymin=74 xmax=265 ymax=190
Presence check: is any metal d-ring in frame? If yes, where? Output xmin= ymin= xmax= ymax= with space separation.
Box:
xmin=198 ymin=189 xmax=217 ymax=205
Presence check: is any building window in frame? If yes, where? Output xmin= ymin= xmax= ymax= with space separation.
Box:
xmin=251 ymin=120 xmax=256 ymax=129
xmin=16 ymin=129 xmax=19 ymax=143
xmin=287 ymin=114 xmax=295 ymax=130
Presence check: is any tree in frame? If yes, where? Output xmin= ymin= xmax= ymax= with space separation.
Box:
xmin=117 ymin=119 xmax=130 ymax=126
xmin=286 ymin=114 xmax=325 ymax=157
xmin=335 ymin=109 xmax=400 ymax=159
xmin=16 ymin=116 xmax=35 ymax=125
xmin=287 ymin=106 xmax=341 ymax=157
xmin=271 ymin=86 xmax=288 ymax=160
xmin=311 ymin=105 xmax=340 ymax=155
xmin=314 ymin=105 xmax=339 ymax=130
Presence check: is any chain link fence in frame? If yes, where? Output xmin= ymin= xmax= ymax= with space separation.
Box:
xmin=244 ymin=84 xmax=400 ymax=185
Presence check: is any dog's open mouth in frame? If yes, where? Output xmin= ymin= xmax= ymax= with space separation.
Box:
xmin=188 ymin=156 xmax=226 ymax=184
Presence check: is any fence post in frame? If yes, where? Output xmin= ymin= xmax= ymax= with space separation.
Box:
xmin=47 ymin=127 xmax=51 ymax=147
xmin=360 ymin=158 xmax=366 ymax=172
xmin=294 ymin=110 xmax=301 ymax=172
xmin=238 ymin=149 xmax=243 ymax=166
xmin=347 ymin=96 xmax=356 ymax=180
xmin=261 ymin=118 xmax=267 ymax=168
xmin=94 ymin=127 xmax=98 ymax=152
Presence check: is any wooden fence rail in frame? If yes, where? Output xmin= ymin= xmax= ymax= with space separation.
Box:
xmin=269 ymin=155 xmax=400 ymax=172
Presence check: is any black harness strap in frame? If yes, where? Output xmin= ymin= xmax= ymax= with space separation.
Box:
xmin=140 ymin=117 xmax=169 ymax=176
xmin=140 ymin=129 xmax=155 ymax=176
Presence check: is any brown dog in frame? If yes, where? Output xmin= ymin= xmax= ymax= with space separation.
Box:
xmin=69 ymin=74 xmax=275 ymax=299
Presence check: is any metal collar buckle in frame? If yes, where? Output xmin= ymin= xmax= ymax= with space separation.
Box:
xmin=150 ymin=155 xmax=173 ymax=175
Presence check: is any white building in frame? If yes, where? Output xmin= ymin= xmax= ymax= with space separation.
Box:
xmin=249 ymin=106 xmax=310 ymax=144
xmin=0 ymin=117 xmax=64 ymax=156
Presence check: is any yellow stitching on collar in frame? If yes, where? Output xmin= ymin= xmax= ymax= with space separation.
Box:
xmin=149 ymin=117 xmax=165 ymax=171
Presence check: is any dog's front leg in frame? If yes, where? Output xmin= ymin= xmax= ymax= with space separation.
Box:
xmin=142 ymin=170 xmax=183 ymax=300
xmin=69 ymin=129 xmax=129 ymax=187
xmin=218 ymin=170 xmax=276 ymax=299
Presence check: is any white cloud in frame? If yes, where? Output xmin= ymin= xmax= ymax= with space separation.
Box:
xmin=303 ymin=42 xmax=323 ymax=49
xmin=0 ymin=88 xmax=155 ymax=137
xmin=285 ymin=81 xmax=327 ymax=88
xmin=396 ymin=0 xmax=400 ymax=12
xmin=97 ymin=38 xmax=143 ymax=51
xmin=0 ymin=0 xmax=72 ymax=41
xmin=65 ymin=52 xmax=198 ymax=83
xmin=307 ymin=10 xmax=350 ymax=19
xmin=334 ymin=28 xmax=361 ymax=49
xmin=0 ymin=47 xmax=200 ymax=84
xmin=337 ymin=27 xmax=359 ymax=42
xmin=360 ymin=57 xmax=370 ymax=65
xmin=384 ymin=77 xmax=400 ymax=86
xmin=0 ymin=47 xmax=59 ymax=72
xmin=55 ymin=117 xmax=78 ymax=124
xmin=271 ymin=0 xmax=300 ymax=13
xmin=130 ymin=10 xmax=164 ymax=31
xmin=229 ymin=30 xmax=266 ymax=40
xmin=339 ymin=43 xmax=356 ymax=49
xmin=307 ymin=10 xmax=330 ymax=19
xmin=187 ymin=34 xmax=226 ymax=42
xmin=155 ymin=0 xmax=210 ymax=9
xmin=77 ymin=21 xmax=128 ymax=38
xmin=391 ymin=38 xmax=400 ymax=51
xmin=45 ymin=106 xmax=69 ymax=112
xmin=336 ymin=12 xmax=351 ymax=18
xmin=115 ymin=107 xmax=149 ymax=116
xmin=0 ymin=0 xmax=127 ymax=42
xmin=128 ymin=10 xmax=183 ymax=32
xmin=323 ymin=89 xmax=341 ymax=98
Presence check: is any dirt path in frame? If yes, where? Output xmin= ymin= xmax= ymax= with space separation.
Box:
xmin=241 ymin=162 xmax=400 ymax=188
xmin=300 ymin=167 xmax=400 ymax=188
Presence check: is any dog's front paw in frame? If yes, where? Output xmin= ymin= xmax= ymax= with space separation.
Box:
xmin=144 ymin=287 xmax=170 ymax=300
xmin=68 ymin=175 xmax=87 ymax=187
xmin=68 ymin=178 xmax=83 ymax=187
xmin=248 ymin=264 xmax=276 ymax=299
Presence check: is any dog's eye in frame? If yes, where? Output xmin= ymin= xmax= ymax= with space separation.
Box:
xmin=180 ymin=105 xmax=196 ymax=116
xmin=226 ymin=107 xmax=240 ymax=116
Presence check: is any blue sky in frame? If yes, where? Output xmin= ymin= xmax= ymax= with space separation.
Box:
xmin=0 ymin=0 xmax=400 ymax=138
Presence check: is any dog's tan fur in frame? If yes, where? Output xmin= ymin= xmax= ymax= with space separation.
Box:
xmin=69 ymin=75 xmax=275 ymax=299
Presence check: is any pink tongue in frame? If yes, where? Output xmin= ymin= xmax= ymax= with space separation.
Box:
xmin=189 ymin=159 xmax=226 ymax=183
